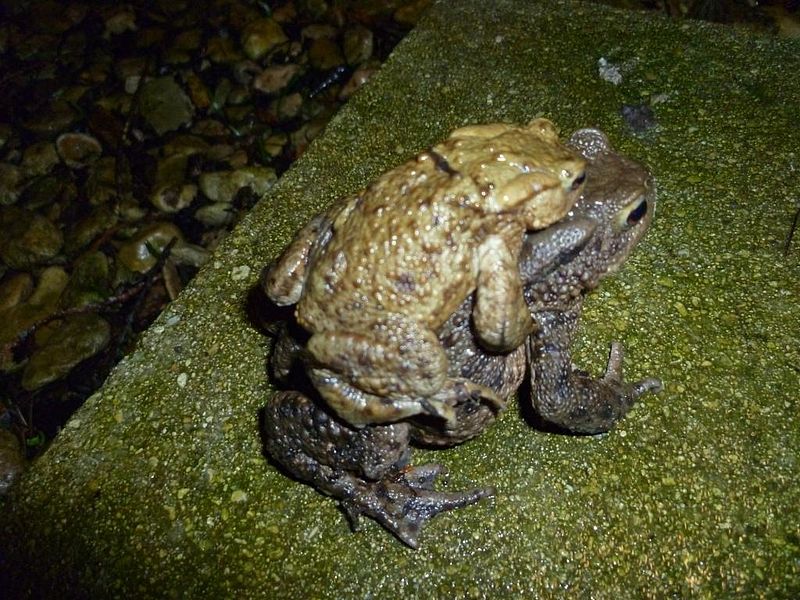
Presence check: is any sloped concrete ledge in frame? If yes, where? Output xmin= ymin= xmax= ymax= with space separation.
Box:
xmin=2 ymin=0 xmax=799 ymax=596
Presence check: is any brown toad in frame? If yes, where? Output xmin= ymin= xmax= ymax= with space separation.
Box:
xmin=263 ymin=119 xmax=586 ymax=427
xmin=262 ymin=128 xmax=661 ymax=547
xmin=413 ymin=127 xmax=662 ymax=446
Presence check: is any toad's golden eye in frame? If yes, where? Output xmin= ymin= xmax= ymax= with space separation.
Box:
xmin=625 ymin=199 xmax=648 ymax=227
xmin=569 ymin=171 xmax=586 ymax=191
xmin=615 ymin=198 xmax=649 ymax=231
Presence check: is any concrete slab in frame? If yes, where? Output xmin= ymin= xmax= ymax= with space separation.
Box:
xmin=2 ymin=0 xmax=799 ymax=596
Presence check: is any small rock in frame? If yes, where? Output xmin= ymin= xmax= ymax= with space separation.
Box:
xmin=150 ymin=154 xmax=197 ymax=213
xmin=174 ymin=29 xmax=202 ymax=52
xmin=85 ymin=157 xmax=118 ymax=205
xmin=394 ymin=0 xmax=431 ymax=25
xmin=137 ymin=76 xmax=195 ymax=136
xmin=227 ymin=149 xmax=250 ymax=170
xmin=194 ymin=202 xmax=234 ymax=227
xmin=184 ymin=72 xmax=211 ymax=111
xmin=199 ymin=166 xmax=277 ymax=203
xmin=343 ymin=25 xmax=373 ymax=65
xmin=116 ymin=56 xmax=148 ymax=90
xmin=308 ymin=37 xmax=344 ymax=70
xmin=0 ymin=266 xmax=68 ymax=349
xmin=232 ymin=60 xmax=262 ymax=87
xmin=59 ymin=251 xmax=111 ymax=309
xmin=206 ymin=36 xmax=241 ymax=64
xmin=56 ymin=132 xmax=103 ymax=168
xmin=0 ymin=206 xmax=64 ymax=269
xmin=22 ymin=99 xmax=78 ymax=136
xmin=19 ymin=175 xmax=76 ymax=212
xmin=291 ymin=118 xmax=327 ymax=156
xmin=204 ymin=144 xmax=237 ymax=164
xmin=261 ymin=133 xmax=288 ymax=158
xmin=64 ymin=204 xmax=118 ymax=254
xmin=20 ymin=141 xmax=59 ymax=177
xmin=22 ymin=313 xmax=112 ymax=391
xmin=271 ymin=2 xmax=297 ymax=23
xmin=268 ymin=92 xmax=303 ymax=121
xmin=27 ymin=266 xmax=69 ymax=307
xmin=118 ymin=198 xmax=147 ymax=223
xmin=301 ymin=24 xmax=337 ymax=41
xmin=151 ymin=183 xmax=198 ymax=213
xmin=0 ymin=272 xmax=33 ymax=312
xmin=101 ymin=5 xmax=137 ymax=38
xmin=227 ymin=85 xmax=252 ymax=107
xmin=0 ymin=163 xmax=22 ymax=205
xmin=296 ymin=0 xmax=329 ymax=20
xmin=162 ymin=135 xmax=210 ymax=158
xmin=253 ymin=64 xmax=302 ymax=95
xmin=170 ymin=243 xmax=210 ymax=268
xmin=241 ymin=18 xmax=288 ymax=61
xmin=117 ymin=222 xmax=184 ymax=273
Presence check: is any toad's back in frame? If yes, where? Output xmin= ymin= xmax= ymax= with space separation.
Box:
xmin=296 ymin=158 xmax=486 ymax=332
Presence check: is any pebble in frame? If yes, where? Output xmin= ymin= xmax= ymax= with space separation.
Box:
xmin=343 ymin=26 xmax=374 ymax=65
xmin=199 ymin=166 xmax=277 ymax=203
xmin=56 ymin=132 xmax=103 ymax=168
xmin=0 ymin=206 xmax=64 ymax=269
xmin=151 ymin=183 xmax=198 ymax=213
xmin=20 ymin=141 xmax=60 ymax=177
xmin=253 ymin=64 xmax=302 ymax=95
xmin=137 ymin=76 xmax=195 ymax=136
xmin=0 ymin=163 xmax=22 ymax=205
xmin=22 ymin=313 xmax=112 ymax=391
xmin=118 ymin=223 xmax=184 ymax=273
xmin=308 ymin=37 xmax=344 ymax=70
xmin=0 ymin=0 xmax=421 ymax=460
xmin=0 ymin=273 xmax=33 ymax=312
xmin=241 ymin=18 xmax=288 ymax=60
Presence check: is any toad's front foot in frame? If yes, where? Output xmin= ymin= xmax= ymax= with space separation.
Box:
xmin=342 ymin=465 xmax=494 ymax=549
xmin=603 ymin=341 xmax=663 ymax=399
xmin=530 ymin=313 xmax=663 ymax=434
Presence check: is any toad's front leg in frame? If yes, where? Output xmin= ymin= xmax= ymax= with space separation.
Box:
xmin=528 ymin=308 xmax=662 ymax=433
xmin=473 ymin=234 xmax=535 ymax=352
xmin=263 ymin=390 xmax=494 ymax=548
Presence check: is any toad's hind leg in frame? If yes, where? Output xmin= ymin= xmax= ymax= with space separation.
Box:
xmin=263 ymin=390 xmax=494 ymax=548
xmin=305 ymin=314 xmax=460 ymax=425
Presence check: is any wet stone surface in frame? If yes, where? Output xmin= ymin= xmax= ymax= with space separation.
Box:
xmin=2 ymin=0 xmax=800 ymax=597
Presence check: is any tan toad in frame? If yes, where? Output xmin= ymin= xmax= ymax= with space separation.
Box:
xmin=263 ymin=119 xmax=586 ymax=426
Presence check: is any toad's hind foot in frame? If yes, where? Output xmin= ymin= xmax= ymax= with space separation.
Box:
xmin=342 ymin=465 xmax=494 ymax=549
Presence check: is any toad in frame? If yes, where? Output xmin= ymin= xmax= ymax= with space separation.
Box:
xmin=262 ymin=127 xmax=661 ymax=548
xmin=263 ymin=119 xmax=586 ymax=427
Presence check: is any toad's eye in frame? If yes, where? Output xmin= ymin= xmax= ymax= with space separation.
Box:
xmin=570 ymin=171 xmax=586 ymax=191
xmin=626 ymin=199 xmax=648 ymax=227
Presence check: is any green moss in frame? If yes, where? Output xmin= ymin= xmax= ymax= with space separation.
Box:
xmin=3 ymin=0 xmax=799 ymax=596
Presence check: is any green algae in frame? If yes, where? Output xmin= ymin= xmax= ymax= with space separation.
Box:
xmin=3 ymin=0 xmax=800 ymax=596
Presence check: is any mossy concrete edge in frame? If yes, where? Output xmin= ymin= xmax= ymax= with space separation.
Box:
xmin=2 ymin=0 xmax=799 ymax=596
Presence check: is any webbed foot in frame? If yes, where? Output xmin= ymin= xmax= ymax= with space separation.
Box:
xmin=342 ymin=464 xmax=494 ymax=549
